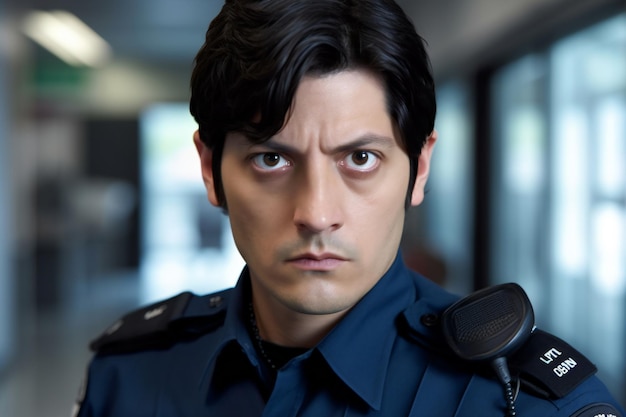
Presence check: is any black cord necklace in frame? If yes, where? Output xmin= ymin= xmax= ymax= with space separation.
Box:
xmin=248 ymin=302 xmax=277 ymax=370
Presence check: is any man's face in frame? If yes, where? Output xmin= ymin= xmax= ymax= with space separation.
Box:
xmin=196 ymin=69 xmax=435 ymax=322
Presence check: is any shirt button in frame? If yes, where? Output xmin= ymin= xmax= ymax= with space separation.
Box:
xmin=208 ymin=296 xmax=223 ymax=308
xmin=420 ymin=313 xmax=438 ymax=327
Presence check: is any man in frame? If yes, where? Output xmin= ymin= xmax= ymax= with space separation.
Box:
xmin=74 ymin=0 xmax=624 ymax=416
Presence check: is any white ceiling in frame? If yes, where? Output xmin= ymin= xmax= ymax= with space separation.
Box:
xmin=18 ymin=0 xmax=224 ymax=65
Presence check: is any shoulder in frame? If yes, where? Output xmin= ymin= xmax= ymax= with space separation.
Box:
xmin=74 ymin=289 xmax=236 ymax=416
xmin=510 ymin=329 xmax=625 ymax=416
xmin=404 ymin=264 xmax=461 ymax=307
xmin=509 ymin=329 xmax=596 ymax=399
xmin=400 ymin=280 xmax=625 ymax=416
xmin=89 ymin=288 xmax=232 ymax=355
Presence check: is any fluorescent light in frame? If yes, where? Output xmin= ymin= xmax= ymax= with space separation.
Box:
xmin=22 ymin=10 xmax=112 ymax=67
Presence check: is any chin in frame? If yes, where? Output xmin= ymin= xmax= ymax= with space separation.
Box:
xmin=282 ymin=287 xmax=358 ymax=316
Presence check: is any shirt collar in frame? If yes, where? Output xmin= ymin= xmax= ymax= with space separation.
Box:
xmin=200 ymin=267 xmax=261 ymax=387
xmin=315 ymin=253 xmax=417 ymax=410
xmin=200 ymin=254 xmax=458 ymax=410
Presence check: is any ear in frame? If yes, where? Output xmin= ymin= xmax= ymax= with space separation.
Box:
xmin=193 ymin=130 xmax=220 ymax=207
xmin=409 ymin=130 xmax=438 ymax=207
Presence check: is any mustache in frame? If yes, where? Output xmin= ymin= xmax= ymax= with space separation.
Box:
xmin=276 ymin=236 xmax=356 ymax=260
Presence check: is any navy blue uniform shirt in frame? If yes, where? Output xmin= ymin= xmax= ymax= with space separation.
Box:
xmin=75 ymin=254 xmax=625 ymax=416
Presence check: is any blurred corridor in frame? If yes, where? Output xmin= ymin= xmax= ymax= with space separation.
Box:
xmin=1 ymin=0 xmax=625 ymax=416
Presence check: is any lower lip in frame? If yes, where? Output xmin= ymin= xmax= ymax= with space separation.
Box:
xmin=288 ymin=258 xmax=345 ymax=271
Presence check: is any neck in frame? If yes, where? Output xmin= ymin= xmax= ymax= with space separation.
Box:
xmin=250 ymin=292 xmax=346 ymax=349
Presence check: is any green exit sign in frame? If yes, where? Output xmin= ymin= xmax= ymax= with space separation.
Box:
xmin=33 ymin=60 xmax=89 ymax=93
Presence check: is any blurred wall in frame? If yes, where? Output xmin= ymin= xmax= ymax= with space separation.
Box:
xmin=0 ymin=0 xmax=16 ymax=371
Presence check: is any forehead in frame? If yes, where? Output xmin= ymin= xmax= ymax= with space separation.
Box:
xmin=294 ymin=69 xmax=388 ymax=113
xmin=275 ymin=69 xmax=397 ymax=144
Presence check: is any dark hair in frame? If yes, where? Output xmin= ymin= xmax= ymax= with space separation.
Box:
xmin=190 ymin=0 xmax=436 ymax=207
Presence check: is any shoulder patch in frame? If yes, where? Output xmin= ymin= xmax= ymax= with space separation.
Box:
xmin=509 ymin=329 xmax=597 ymax=399
xmin=90 ymin=290 xmax=230 ymax=354
xmin=570 ymin=403 xmax=623 ymax=417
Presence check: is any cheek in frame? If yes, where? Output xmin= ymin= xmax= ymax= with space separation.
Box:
xmin=222 ymin=179 xmax=290 ymax=252
xmin=366 ymin=168 xmax=409 ymax=235
xmin=349 ymin=180 xmax=407 ymax=243
xmin=364 ymin=164 xmax=410 ymax=213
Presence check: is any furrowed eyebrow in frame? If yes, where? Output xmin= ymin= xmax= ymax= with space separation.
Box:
xmin=247 ymin=140 xmax=295 ymax=154
xmin=330 ymin=134 xmax=395 ymax=154
xmin=250 ymin=133 xmax=396 ymax=154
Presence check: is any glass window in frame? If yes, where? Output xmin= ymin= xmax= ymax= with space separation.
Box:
xmin=490 ymin=54 xmax=549 ymax=311
xmin=490 ymin=13 xmax=626 ymax=401
xmin=549 ymin=14 xmax=626 ymax=394
xmin=139 ymin=103 xmax=243 ymax=304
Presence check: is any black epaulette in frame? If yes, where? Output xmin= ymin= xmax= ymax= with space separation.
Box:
xmin=90 ymin=289 xmax=231 ymax=355
xmin=509 ymin=329 xmax=597 ymax=399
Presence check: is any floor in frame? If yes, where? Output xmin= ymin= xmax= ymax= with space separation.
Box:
xmin=0 ymin=272 xmax=142 ymax=417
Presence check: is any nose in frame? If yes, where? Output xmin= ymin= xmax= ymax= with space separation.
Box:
xmin=292 ymin=165 xmax=344 ymax=234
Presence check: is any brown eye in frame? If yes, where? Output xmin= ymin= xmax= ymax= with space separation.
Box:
xmin=341 ymin=150 xmax=379 ymax=172
xmin=263 ymin=153 xmax=281 ymax=166
xmin=252 ymin=153 xmax=291 ymax=171
xmin=352 ymin=151 xmax=370 ymax=165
